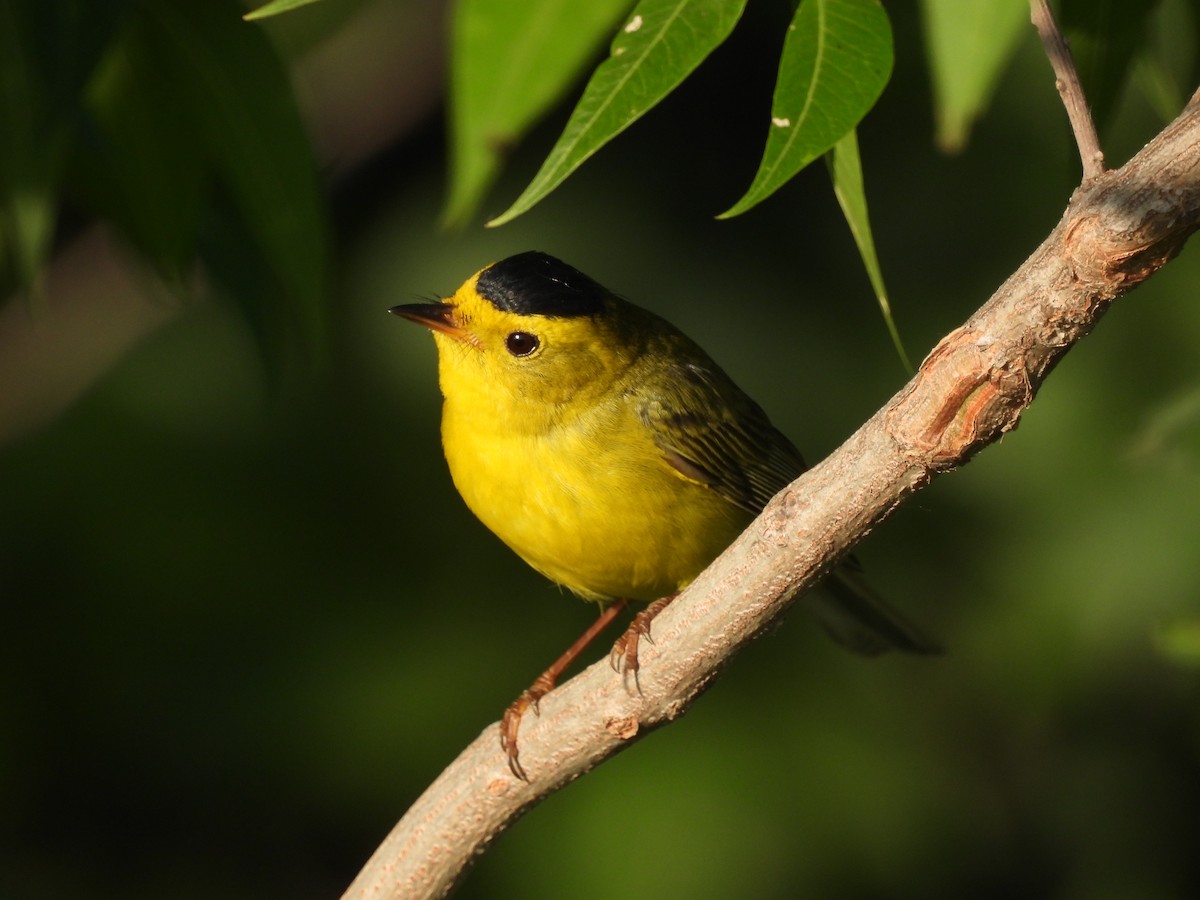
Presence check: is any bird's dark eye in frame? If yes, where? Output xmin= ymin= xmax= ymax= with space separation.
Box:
xmin=505 ymin=331 xmax=540 ymax=357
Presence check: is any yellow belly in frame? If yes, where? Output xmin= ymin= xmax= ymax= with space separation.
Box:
xmin=441 ymin=399 xmax=748 ymax=603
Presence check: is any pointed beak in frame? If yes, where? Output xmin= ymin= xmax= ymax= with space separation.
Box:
xmin=389 ymin=302 xmax=478 ymax=347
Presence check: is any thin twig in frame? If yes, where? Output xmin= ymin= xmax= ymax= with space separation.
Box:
xmin=1030 ymin=0 xmax=1105 ymax=181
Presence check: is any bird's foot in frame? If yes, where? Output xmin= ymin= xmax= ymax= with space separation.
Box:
xmin=500 ymin=671 xmax=556 ymax=781
xmin=609 ymin=594 xmax=676 ymax=689
xmin=499 ymin=600 xmax=629 ymax=780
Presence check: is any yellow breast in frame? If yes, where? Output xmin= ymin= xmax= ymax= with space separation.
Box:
xmin=438 ymin=360 xmax=748 ymax=603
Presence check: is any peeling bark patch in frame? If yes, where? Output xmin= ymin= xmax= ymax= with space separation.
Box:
xmin=889 ymin=327 xmax=1033 ymax=467
xmin=605 ymin=716 xmax=639 ymax=740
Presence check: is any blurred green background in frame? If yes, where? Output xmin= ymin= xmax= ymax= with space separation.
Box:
xmin=4 ymin=1 xmax=1200 ymax=898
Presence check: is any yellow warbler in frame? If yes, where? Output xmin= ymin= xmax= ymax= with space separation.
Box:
xmin=393 ymin=251 xmax=936 ymax=777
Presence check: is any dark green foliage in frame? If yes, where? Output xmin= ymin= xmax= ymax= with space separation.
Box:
xmin=1 ymin=0 xmax=328 ymax=371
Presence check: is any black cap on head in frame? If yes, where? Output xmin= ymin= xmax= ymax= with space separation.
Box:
xmin=475 ymin=251 xmax=607 ymax=318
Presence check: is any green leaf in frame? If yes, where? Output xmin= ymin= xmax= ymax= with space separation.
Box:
xmin=919 ymin=0 xmax=1027 ymax=153
xmin=827 ymin=130 xmax=911 ymax=373
xmin=445 ymin=0 xmax=632 ymax=228
xmin=487 ymin=0 xmax=748 ymax=228
xmin=0 ymin=159 xmax=57 ymax=301
xmin=78 ymin=10 xmax=206 ymax=280
xmin=1059 ymin=0 xmax=1162 ymax=138
xmin=143 ymin=0 xmax=330 ymax=369
xmin=0 ymin=0 xmax=58 ymax=297
xmin=719 ymin=0 xmax=893 ymax=220
xmin=243 ymin=0 xmax=326 ymax=21
xmin=0 ymin=0 xmax=133 ymax=298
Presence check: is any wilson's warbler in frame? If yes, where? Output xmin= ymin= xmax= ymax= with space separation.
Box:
xmin=393 ymin=251 xmax=936 ymax=777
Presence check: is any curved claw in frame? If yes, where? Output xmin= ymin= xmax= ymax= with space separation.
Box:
xmin=501 ymin=673 xmax=555 ymax=780
xmin=497 ymin=600 xmax=630 ymax=780
xmin=609 ymin=595 xmax=676 ymax=687
xmin=500 ymin=691 xmax=534 ymax=780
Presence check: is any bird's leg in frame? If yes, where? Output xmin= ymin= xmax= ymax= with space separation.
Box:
xmin=609 ymin=594 xmax=676 ymax=688
xmin=501 ymin=598 xmax=629 ymax=780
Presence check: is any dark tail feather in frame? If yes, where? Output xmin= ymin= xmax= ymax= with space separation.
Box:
xmin=807 ymin=568 xmax=942 ymax=657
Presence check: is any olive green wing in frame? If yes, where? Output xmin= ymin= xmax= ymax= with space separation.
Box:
xmin=637 ymin=357 xmax=940 ymax=657
xmin=636 ymin=359 xmax=805 ymax=515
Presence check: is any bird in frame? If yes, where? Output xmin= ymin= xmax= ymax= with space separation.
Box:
xmin=392 ymin=251 xmax=937 ymax=778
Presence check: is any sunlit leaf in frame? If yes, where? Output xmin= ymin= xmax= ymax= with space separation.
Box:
xmin=487 ymin=0 xmax=748 ymax=228
xmin=445 ymin=0 xmax=632 ymax=228
xmin=919 ymin=0 xmax=1027 ymax=153
xmin=243 ymin=0 xmax=325 ymax=21
xmin=719 ymin=0 xmax=892 ymax=220
xmin=827 ymin=130 xmax=911 ymax=373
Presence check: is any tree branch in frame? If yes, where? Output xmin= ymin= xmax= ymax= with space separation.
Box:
xmin=341 ymin=96 xmax=1200 ymax=899
xmin=1030 ymin=0 xmax=1106 ymax=180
